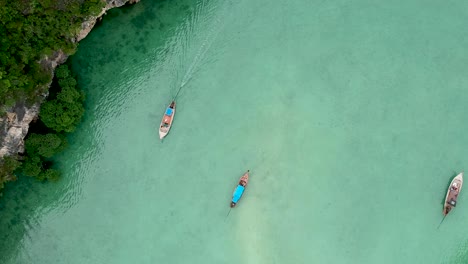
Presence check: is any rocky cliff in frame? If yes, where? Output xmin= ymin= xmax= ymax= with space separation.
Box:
xmin=0 ymin=0 xmax=140 ymax=159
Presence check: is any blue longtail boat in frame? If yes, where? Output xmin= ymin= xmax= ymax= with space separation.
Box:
xmin=230 ymin=170 xmax=249 ymax=208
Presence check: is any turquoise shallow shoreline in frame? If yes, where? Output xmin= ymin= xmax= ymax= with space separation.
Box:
xmin=2 ymin=0 xmax=468 ymax=263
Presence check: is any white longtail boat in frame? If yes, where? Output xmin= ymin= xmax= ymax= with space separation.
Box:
xmin=159 ymin=101 xmax=176 ymax=139
xmin=443 ymin=172 xmax=463 ymax=216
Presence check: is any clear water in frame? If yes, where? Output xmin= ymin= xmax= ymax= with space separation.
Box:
xmin=2 ymin=0 xmax=468 ymax=263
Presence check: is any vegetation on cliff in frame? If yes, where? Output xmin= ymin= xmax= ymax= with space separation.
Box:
xmin=0 ymin=157 xmax=21 ymax=194
xmin=0 ymin=0 xmax=105 ymax=108
xmin=0 ymin=64 xmax=84 ymax=194
xmin=0 ymin=64 xmax=84 ymax=193
xmin=21 ymin=133 xmax=65 ymax=181
xmin=21 ymin=65 xmax=84 ymax=181
xmin=40 ymin=65 xmax=85 ymax=132
xmin=0 ymin=0 xmax=102 ymax=194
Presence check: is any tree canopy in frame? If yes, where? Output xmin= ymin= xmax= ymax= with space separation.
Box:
xmin=0 ymin=0 xmax=105 ymax=108
xmin=40 ymin=65 xmax=85 ymax=133
xmin=0 ymin=0 xmax=103 ymax=190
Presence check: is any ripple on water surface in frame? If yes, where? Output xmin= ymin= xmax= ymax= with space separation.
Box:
xmin=2 ymin=0 xmax=468 ymax=263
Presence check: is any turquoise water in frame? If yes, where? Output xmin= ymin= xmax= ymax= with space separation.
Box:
xmin=2 ymin=0 xmax=468 ymax=263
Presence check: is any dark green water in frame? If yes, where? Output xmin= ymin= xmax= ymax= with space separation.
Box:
xmin=2 ymin=0 xmax=468 ymax=263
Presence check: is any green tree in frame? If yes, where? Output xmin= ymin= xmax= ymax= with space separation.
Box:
xmin=21 ymin=133 xmax=67 ymax=181
xmin=40 ymin=64 xmax=85 ymax=132
xmin=25 ymin=133 xmax=67 ymax=158
xmin=38 ymin=169 xmax=60 ymax=182
xmin=22 ymin=155 xmax=42 ymax=177
xmin=57 ymin=86 xmax=83 ymax=103
xmin=58 ymin=77 xmax=77 ymax=88
xmin=55 ymin=65 xmax=70 ymax=79
xmin=40 ymin=98 xmax=85 ymax=132
xmin=0 ymin=157 xmax=21 ymax=193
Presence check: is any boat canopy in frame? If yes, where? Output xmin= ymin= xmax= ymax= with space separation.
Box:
xmin=166 ymin=108 xmax=173 ymax=116
xmin=232 ymin=185 xmax=245 ymax=203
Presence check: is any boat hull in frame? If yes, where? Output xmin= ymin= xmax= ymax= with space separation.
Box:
xmin=230 ymin=170 xmax=249 ymax=208
xmin=443 ymin=172 xmax=463 ymax=216
xmin=159 ymin=101 xmax=176 ymax=139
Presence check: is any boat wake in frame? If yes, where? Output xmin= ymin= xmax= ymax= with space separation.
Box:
xmin=172 ymin=0 xmax=235 ymax=99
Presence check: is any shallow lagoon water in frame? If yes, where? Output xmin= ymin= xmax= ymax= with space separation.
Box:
xmin=2 ymin=0 xmax=468 ymax=263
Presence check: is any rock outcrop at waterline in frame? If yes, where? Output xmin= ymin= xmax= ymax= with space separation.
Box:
xmin=0 ymin=103 xmax=41 ymax=157
xmin=0 ymin=0 xmax=140 ymax=159
xmin=77 ymin=0 xmax=141 ymax=41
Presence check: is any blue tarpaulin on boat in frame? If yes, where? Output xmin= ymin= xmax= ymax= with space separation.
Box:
xmin=232 ymin=185 xmax=245 ymax=203
xmin=166 ymin=108 xmax=173 ymax=115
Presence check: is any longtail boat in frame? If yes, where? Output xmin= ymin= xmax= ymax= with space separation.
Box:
xmin=443 ymin=172 xmax=464 ymax=216
xmin=159 ymin=101 xmax=176 ymax=139
xmin=230 ymin=170 xmax=249 ymax=208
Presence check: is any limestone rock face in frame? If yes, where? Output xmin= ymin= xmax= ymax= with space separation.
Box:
xmin=0 ymin=0 xmax=140 ymax=159
xmin=0 ymin=103 xmax=40 ymax=157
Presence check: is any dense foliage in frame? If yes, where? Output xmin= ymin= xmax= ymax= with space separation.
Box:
xmin=0 ymin=0 xmax=101 ymax=193
xmin=21 ymin=133 xmax=66 ymax=181
xmin=0 ymin=65 xmax=83 ymax=190
xmin=0 ymin=0 xmax=105 ymax=108
xmin=0 ymin=157 xmax=21 ymax=195
xmin=40 ymin=65 xmax=85 ymax=132
xmin=20 ymin=65 xmax=83 ymax=181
